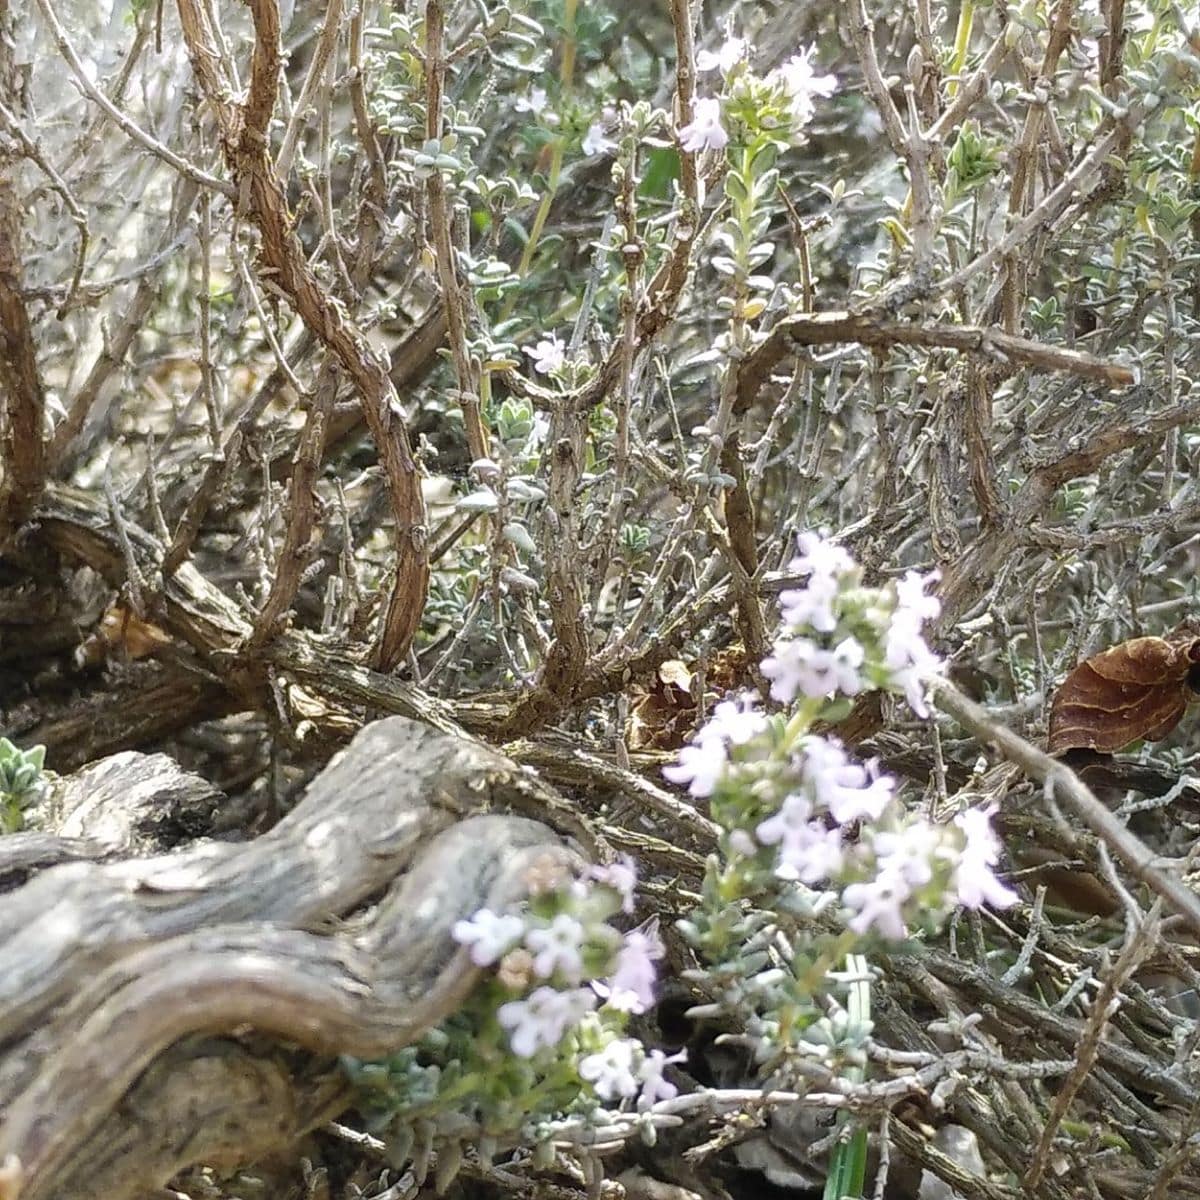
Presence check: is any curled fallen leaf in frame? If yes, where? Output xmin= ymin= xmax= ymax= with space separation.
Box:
xmin=625 ymin=647 xmax=752 ymax=752
xmin=1047 ymin=633 xmax=1200 ymax=755
xmin=74 ymin=603 xmax=173 ymax=669
xmin=626 ymin=660 xmax=696 ymax=752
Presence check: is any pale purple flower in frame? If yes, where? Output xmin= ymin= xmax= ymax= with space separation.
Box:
xmin=666 ymin=696 xmax=767 ymax=795
xmin=954 ymin=806 xmax=1001 ymax=859
xmin=498 ymin=986 xmax=597 ymax=1057
xmin=526 ymin=333 xmax=566 ymax=374
xmin=588 ymin=854 xmax=638 ymax=913
xmin=871 ymin=822 xmax=941 ymax=892
xmin=637 ymin=1048 xmax=686 ymax=1109
xmin=801 ymin=736 xmax=894 ymax=825
xmin=843 ymin=822 xmax=946 ymax=940
xmin=727 ymin=828 xmax=757 ymax=857
xmin=530 ymin=412 xmax=551 ymax=446
xmin=776 ymin=583 xmax=839 ymax=635
xmin=761 ymin=637 xmax=818 ymax=703
xmin=678 ymin=97 xmax=728 ymax=153
xmin=515 ymin=87 xmax=548 ymax=115
xmin=762 ymin=636 xmax=864 ymax=703
xmin=582 ymin=120 xmax=616 ymax=157
xmin=697 ymin=694 xmax=767 ymax=745
xmin=842 ymin=870 xmax=911 ymax=941
xmin=895 ymin=569 xmax=941 ymax=623
xmin=579 ymin=1038 xmax=641 ymax=1101
xmin=663 ymin=736 xmax=728 ymax=797
xmin=775 ymin=533 xmax=855 ymax=634
xmin=953 ymin=806 xmax=1018 ymax=910
xmin=601 ymin=928 xmax=662 ymax=1013
xmin=793 ymin=822 xmax=846 ymax=884
xmin=525 ymin=913 xmax=586 ymax=981
xmin=696 ymin=35 xmax=748 ymax=75
xmin=885 ymin=611 xmax=942 ymax=718
xmin=756 ymin=789 xmax=845 ymax=885
xmin=452 ymin=908 xmax=526 ymax=966
xmin=769 ymin=46 xmax=838 ymax=127
xmin=955 ymin=857 xmax=1018 ymax=910
xmin=788 ymin=531 xmax=856 ymax=586
xmin=830 ymin=636 xmax=866 ymax=688
xmin=756 ymin=789 xmax=813 ymax=847
xmin=882 ymin=568 xmax=943 ymax=716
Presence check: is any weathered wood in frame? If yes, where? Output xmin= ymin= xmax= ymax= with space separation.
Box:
xmin=21 ymin=662 xmax=235 ymax=773
xmin=57 ymin=1037 xmax=350 ymax=1200
xmin=0 ymin=832 xmax=103 ymax=890
xmin=0 ymin=716 xmax=579 ymax=1200
xmin=1 ymin=751 xmax=220 ymax=890
xmin=53 ymin=749 xmax=224 ymax=851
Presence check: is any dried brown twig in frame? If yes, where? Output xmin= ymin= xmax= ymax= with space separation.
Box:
xmin=0 ymin=0 xmax=47 ymax=547
xmin=735 ymin=310 xmax=1139 ymax=412
xmin=173 ymin=0 xmax=429 ymax=670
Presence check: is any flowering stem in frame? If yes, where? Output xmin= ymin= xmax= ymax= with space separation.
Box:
xmin=559 ymin=0 xmax=578 ymax=91
xmin=730 ymin=141 xmax=759 ymax=331
xmin=947 ymin=1 xmax=975 ymax=99
xmin=822 ymin=953 xmax=870 ymax=1200
xmin=513 ymin=142 xmax=564 ymax=282
xmin=504 ymin=0 xmax=577 ymax=313
xmin=782 ymin=696 xmax=825 ymax=745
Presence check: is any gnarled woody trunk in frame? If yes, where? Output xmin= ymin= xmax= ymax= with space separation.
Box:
xmin=0 ymin=717 xmax=582 ymax=1200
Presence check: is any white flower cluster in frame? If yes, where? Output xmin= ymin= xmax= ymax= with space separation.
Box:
xmin=662 ymin=694 xmax=767 ymax=798
xmin=583 ymin=122 xmax=616 ymax=157
xmin=885 ymin=570 xmax=944 ymax=718
xmin=525 ymin=331 xmax=566 ymax=375
xmin=579 ymin=1039 xmax=685 ymax=1109
xmin=679 ymin=38 xmax=837 ymax=153
xmin=952 ymin=806 xmax=1021 ymax=911
xmin=846 ymin=802 xmax=1018 ymax=938
xmin=750 ymin=733 xmax=1016 ymax=935
xmin=514 ymin=87 xmax=548 ymax=116
xmin=663 ymin=532 xmax=1018 ymax=939
xmin=767 ymin=47 xmax=838 ymax=127
xmin=679 ymin=97 xmax=728 ymax=154
xmin=765 ymin=531 xmax=943 ymax=716
xmin=595 ymin=928 xmax=663 ymax=1013
xmin=498 ymin=985 xmax=596 ymax=1057
xmin=452 ymin=860 xmax=669 ymax=1061
xmin=754 ymin=744 xmax=873 ymax=886
xmin=664 ymin=533 xmax=944 ymax=801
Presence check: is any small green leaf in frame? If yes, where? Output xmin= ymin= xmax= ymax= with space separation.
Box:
xmin=457 ymin=489 xmax=500 ymax=513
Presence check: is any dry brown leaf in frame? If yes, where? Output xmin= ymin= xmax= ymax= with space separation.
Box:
xmin=626 ymin=660 xmax=697 ymax=751
xmin=707 ymin=644 xmax=752 ymax=694
xmin=1047 ymin=633 xmax=1200 ymax=754
xmin=75 ymin=603 xmax=173 ymax=668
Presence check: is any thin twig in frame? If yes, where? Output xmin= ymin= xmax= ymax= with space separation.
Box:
xmin=1024 ymin=900 xmax=1161 ymax=1191
xmin=32 ymin=0 xmax=234 ymax=197
xmin=0 ymin=96 xmax=89 ymax=315
xmin=736 ymin=310 xmax=1138 ymax=413
xmin=424 ymin=0 xmax=486 ymax=463
xmin=250 ymin=359 xmax=336 ymax=644
xmin=275 ymin=0 xmax=344 ymax=178
xmin=175 ymin=0 xmax=430 ymax=669
xmin=931 ymin=677 xmax=1200 ymax=937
